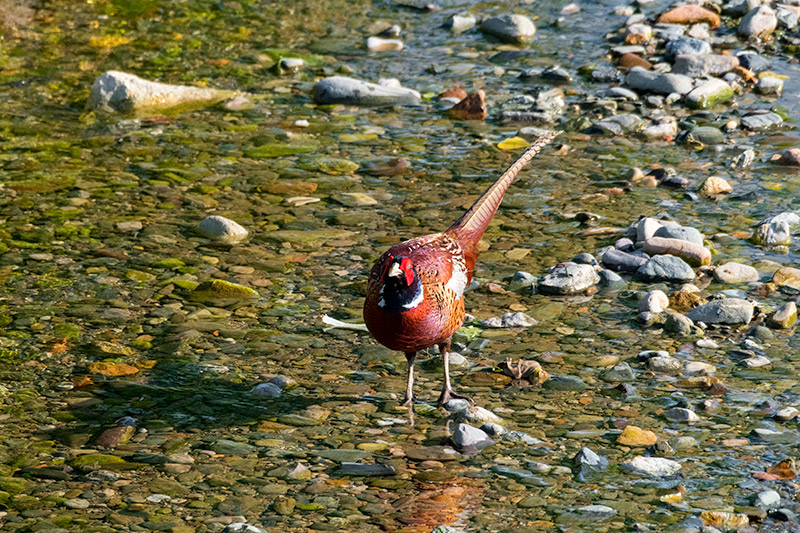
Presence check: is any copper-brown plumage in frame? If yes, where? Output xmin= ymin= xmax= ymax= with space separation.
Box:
xmin=363 ymin=131 xmax=560 ymax=406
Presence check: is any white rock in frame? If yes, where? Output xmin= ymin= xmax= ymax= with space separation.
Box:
xmin=738 ymin=5 xmax=778 ymax=40
xmin=776 ymin=407 xmax=799 ymax=421
xmin=313 ymin=76 xmax=420 ymax=106
xmin=88 ymin=71 xmax=233 ymax=114
xmin=664 ymin=407 xmax=700 ymax=423
xmin=636 ymin=217 xmax=663 ymax=242
xmin=480 ymin=14 xmax=536 ymax=43
xmin=197 ymin=215 xmax=249 ymax=244
xmin=685 ymin=361 xmax=716 ymax=374
xmin=452 ymin=423 xmax=494 ymax=451
xmin=714 ymin=262 xmax=760 ymax=283
xmin=480 ymin=312 xmax=537 ymax=328
xmin=743 ymin=355 xmax=771 ymax=368
xmin=623 ymin=456 xmax=681 ymax=477
xmin=366 ymin=37 xmax=404 ymax=51
xmin=639 ymin=290 xmax=669 ymax=313
xmin=443 ymin=13 xmax=477 ymax=34
xmin=755 ymin=489 xmax=781 ymax=509
xmin=539 ymin=263 xmax=599 ymax=295
xmin=696 ymin=339 xmax=719 ymax=349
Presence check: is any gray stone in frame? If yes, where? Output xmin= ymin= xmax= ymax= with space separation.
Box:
xmin=755 ymin=489 xmax=781 ymax=510
xmin=251 ymin=382 xmax=281 ymax=398
xmin=539 ymin=263 xmax=599 ymax=295
xmin=724 ymin=0 xmax=760 ymax=17
xmin=648 ymin=354 xmax=681 ymax=374
xmin=636 ymin=255 xmax=695 ymax=282
xmin=576 ymin=504 xmax=617 ymax=520
xmin=598 ymin=269 xmax=627 ymax=289
xmin=636 ymin=217 xmax=663 ymax=242
xmin=685 ymin=361 xmax=715 ymax=374
xmin=479 ymin=423 xmax=506 ymax=437
xmin=572 ymin=253 xmax=598 ymax=266
xmin=742 ymin=354 xmax=771 ymax=368
xmin=601 ymin=362 xmax=635 ymax=382
xmin=316 ymin=449 xmax=370 ymax=462
xmin=574 ymin=447 xmax=609 ymax=481
xmin=756 ymin=77 xmax=783 ymax=96
xmin=313 ymin=76 xmax=420 ymax=106
xmin=664 ymin=313 xmax=696 ymax=337
xmin=339 ymin=462 xmax=396 ymax=476
xmin=653 ymin=225 xmax=703 ymax=246
xmin=601 ymin=249 xmax=648 ymax=273
xmin=626 ymin=67 xmax=693 ymax=95
xmin=623 ymin=456 xmax=681 ymax=477
xmin=480 ymin=312 xmax=537 ymax=328
xmin=665 ymin=37 xmax=711 ymax=62
xmin=685 ymin=78 xmax=734 ymax=110
xmin=714 ymin=262 xmax=759 ymax=283
xmin=776 ymin=6 xmax=798 ymax=30
xmin=751 ymin=427 xmax=799 ymax=444
xmin=543 ymin=375 xmax=587 ymax=391
xmin=687 ymin=298 xmax=754 ymax=325
xmin=672 ymin=54 xmax=739 ymax=78
xmin=664 ymin=407 xmax=700 ymax=423
xmin=741 ymin=112 xmax=783 ymax=131
xmin=211 ymin=439 xmax=257 ymax=456
xmin=197 ymin=215 xmax=249 ymax=243
xmin=64 ymin=498 xmax=90 ymax=509
xmin=480 ymin=14 xmax=536 ymax=43
xmin=225 ymin=524 xmax=268 ymax=533
xmin=736 ymin=52 xmax=770 ymax=73
xmin=739 ymin=5 xmax=777 ymax=40
xmin=639 ymin=289 xmax=669 ymax=313
xmin=450 ymin=404 xmax=503 ymax=425
xmin=776 ymin=407 xmax=800 ymax=421
xmin=88 ymin=71 xmax=234 ymax=114
xmin=452 ymin=423 xmax=493 ymax=451
xmin=753 ymin=219 xmax=791 ymax=247
xmin=508 ymin=271 xmax=537 ymax=291
xmin=443 ymin=13 xmax=477 ymax=33
xmin=596 ymin=114 xmax=644 ymax=135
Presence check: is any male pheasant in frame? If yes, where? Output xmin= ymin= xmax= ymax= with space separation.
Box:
xmin=363 ymin=131 xmax=560 ymax=406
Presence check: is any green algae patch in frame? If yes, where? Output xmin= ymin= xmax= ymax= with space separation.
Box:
xmin=69 ymin=454 xmax=126 ymax=467
xmin=298 ymin=155 xmax=359 ymax=175
xmin=152 ymin=258 xmax=186 ymax=269
xmin=0 ymin=476 xmax=31 ymax=495
xmin=189 ymin=280 xmax=259 ymax=303
xmin=263 ymin=48 xmax=326 ymax=66
xmin=244 ymin=142 xmax=318 ymax=158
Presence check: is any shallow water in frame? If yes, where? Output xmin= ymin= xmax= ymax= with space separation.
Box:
xmin=2 ymin=0 xmax=800 ymax=531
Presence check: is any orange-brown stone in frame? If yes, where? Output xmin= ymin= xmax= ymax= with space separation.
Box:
xmin=449 ymin=90 xmax=487 ymax=121
xmin=618 ymin=53 xmax=652 ymax=70
xmin=657 ymin=5 xmax=720 ymax=28
xmin=439 ymin=88 xmax=467 ymax=100
xmin=617 ymin=425 xmax=658 ymax=446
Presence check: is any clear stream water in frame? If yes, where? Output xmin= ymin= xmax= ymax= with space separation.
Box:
xmin=2 ymin=0 xmax=800 ymax=531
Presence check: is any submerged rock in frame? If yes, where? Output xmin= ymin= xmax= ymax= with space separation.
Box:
xmin=452 ymin=423 xmax=494 ymax=452
xmin=687 ymin=298 xmax=754 ymax=325
xmin=313 ymin=76 xmax=420 ymax=106
xmin=197 ymin=215 xmax=249 ymax=243
xmin=189 ymin=280 xmax=259 ymax=303
xmin=636 ymin=255 xmax=696 ymax=282
xmin=623 ymin=456 xmax=681 ymax=477
xmin=480 ymin=14 xmax=536 ymax=43
xmin=88 ymin=71 xmax=234 ymax=114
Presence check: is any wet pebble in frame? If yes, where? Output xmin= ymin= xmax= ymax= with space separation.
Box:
xmin=312 ymin=76 xmax=420 ymax=106
xmin=573 ymin=447 xmax=609 ymax=481
xmin=639 ymin=290 xmax=668 ymax=313
xmin=664 ymin=407 xmax=700 ymax=423
xmin=452 ymin=423 xmax=493 ymax=452
xmin=197 ymin=215 xmax=249 ymax=243
xmin=755 ymin=490 xmax=781 ymax=510
xmin=647 ymin=354 xmax=682 ymax=374
xmin=627 ymin=67 xmax=693 ymax=95
xmin=664 ymin=37 xmax=711 ymax=62
xmin=480 ymin=312 xmax=537 ymax=328
xmin=687 ymin=298 xmax=754 ymax=325
xmin=480 ymin=14 xmax=536 ymax=43
xmin=714 ymin=262 xmax=759 ymax=283
xmin=685 ymin=78 xmax=734 ymax=110
xmin=738 ymin=5 xmax=777 ymax=40
xmin=539 ymin=263 xmax=599 ymax=295
xmin=443 ymin=13 xmax=476 ymax=34
xmin=366 ymin=36 xmax=403 ymax=51
xmin=636 ymin=255 xmax=696 ymax=282
xmin=741 ymin=111 xmax=783 ymax=131
xmin=251 ymin=382 xmax=282 ymax=398
xmin=623 ymin=456 xmax=681 ymax=477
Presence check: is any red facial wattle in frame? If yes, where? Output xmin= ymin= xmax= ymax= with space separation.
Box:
xmin=399 ymin=257 xmax=414 ymax=286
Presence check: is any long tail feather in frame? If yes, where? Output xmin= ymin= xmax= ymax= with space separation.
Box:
xmin=446 ymin=130 xmax=561 ymax=245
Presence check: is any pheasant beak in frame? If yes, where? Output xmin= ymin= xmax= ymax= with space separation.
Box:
xmin=386 ymin=263 xmax=403 ymax=279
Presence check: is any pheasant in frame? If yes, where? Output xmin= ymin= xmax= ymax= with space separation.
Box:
xmin=363 ymin=131 xmax=560 ymax=406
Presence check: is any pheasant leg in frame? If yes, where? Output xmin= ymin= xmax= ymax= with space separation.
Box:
xmin=436 ymin=339 xmax=473 ymax=405
xmin=402 ymin=352 xmax=417 ymax=407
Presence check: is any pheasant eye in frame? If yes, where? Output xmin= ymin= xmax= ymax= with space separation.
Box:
xmin=380 ymin=255 xmax=394 ymax=279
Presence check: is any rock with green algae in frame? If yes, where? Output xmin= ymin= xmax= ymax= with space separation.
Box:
xmin=69 ymin=454 xmax=126 ymax=467
xmin=88 ymin=71 xmax=236 ymax=114
xmin=189 ymin=280 xmax=258 ymax=304
xmin=244 ymin=142 xmax=318 ymax=158
xmin=298 ymin=155 xmax=359 ymax=175
xmin=0 ymin=476 xmax=31 ymax=495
